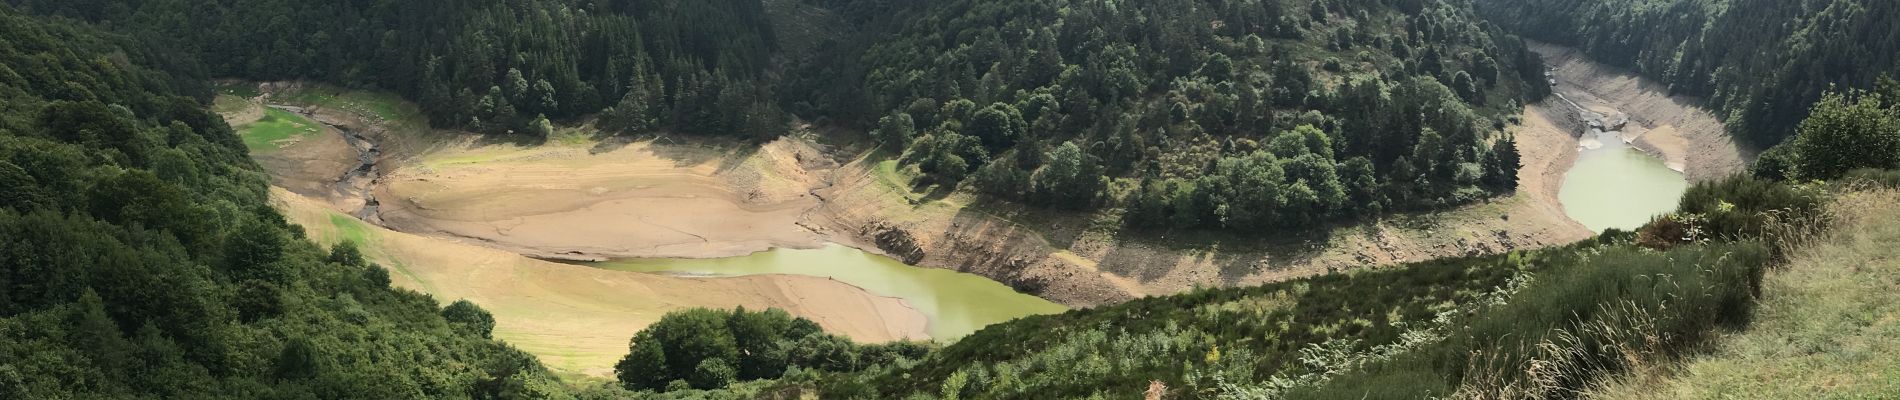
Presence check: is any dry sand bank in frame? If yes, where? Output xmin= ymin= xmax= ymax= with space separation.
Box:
xmin=1531 ymin=42 xmax=1749 ymax=181
xmin=272 ymin=187 xmax=927 ymax=377
xmin=375 ymin=137 xmax=833 ymax=260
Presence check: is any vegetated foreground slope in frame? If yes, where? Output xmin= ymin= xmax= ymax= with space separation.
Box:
xmin=1594 ymin=186 xmax=1900 ymax=399
xmin=1475 ymin=0 xmax=1900 ymax=150
xmin=0 ymin=7 xmax=578 ymax=398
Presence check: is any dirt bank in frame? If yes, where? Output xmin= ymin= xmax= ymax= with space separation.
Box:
xmin=272 ymin=188 xmax=927 ymax=377
xmin=1531 ymin=42 xmax=1750 ymax=181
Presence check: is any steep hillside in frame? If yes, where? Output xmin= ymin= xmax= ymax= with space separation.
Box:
xmin=0 ymin=6 xmax=581 ymax=398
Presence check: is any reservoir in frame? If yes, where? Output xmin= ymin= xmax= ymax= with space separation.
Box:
xmin=1559 ymin=125 xmax=1690 ymax=232
xmin=592 ymin=244 xmax=1069 ymax=340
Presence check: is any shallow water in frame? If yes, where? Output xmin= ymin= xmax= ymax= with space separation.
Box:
xmin=1559 ymin=129 xmax=1689 ymax=232
xmin=591 ymin=244 xmax=1068 ymax=340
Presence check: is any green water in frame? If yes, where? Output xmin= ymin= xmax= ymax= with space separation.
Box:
xmin=1559 ymin=130 xmax=1690 ymax=232
xmin=591 ymin=244 xmax=1069 ymax=340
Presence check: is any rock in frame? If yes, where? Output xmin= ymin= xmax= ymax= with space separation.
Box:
xmin=870 ymin=222 xmax=926 ymax=264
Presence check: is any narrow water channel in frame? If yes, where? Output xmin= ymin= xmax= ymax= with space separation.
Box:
xmin=591 ymin=244 xmax=1069 ymax=340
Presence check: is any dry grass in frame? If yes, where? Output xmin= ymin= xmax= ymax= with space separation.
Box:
xmin=1588 ymin=187 xmax=1900 ymax=399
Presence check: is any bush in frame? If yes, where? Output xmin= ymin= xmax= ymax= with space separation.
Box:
xmin=441 ymin=300 xmax=497 ymax=338
xmin=1675 ymin=175 xmax=1828 ymax=241
xmin=1789 ymin=90 xmax=1900 ymax=180
xmin=616 ymin=307 xmax=932 ymax=392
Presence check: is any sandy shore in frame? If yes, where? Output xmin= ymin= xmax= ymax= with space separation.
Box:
xmin=1514 ymin=99 xmax=1592 ymax=233
xmin=1531 ymin=42 xmax=1749 ymax=181
xmin=272 ymin=188 xmax=927 ymax=377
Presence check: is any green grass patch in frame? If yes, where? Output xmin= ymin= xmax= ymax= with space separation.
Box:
xmin=238 ymin=107 xmax=323 ymax=152
xmin=327 ymin=213 xmax=376 ymax=246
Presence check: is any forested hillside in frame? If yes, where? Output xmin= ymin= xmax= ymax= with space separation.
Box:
xmin=1474 ymin=0 xmax=1900 ymax=149
xmin=794 ymin=0 xmax=1545 ymax=230
xmin=0 ymin=7 xmax=578 ymax=398
xmin=10 ymin=0 xmax=785 ymax=139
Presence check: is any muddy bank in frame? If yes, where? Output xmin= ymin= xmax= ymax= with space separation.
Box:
xmin=1530 ymin=42 xmax=1749 ymax=181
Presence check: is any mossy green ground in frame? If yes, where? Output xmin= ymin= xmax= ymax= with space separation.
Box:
xmin=238 ymin=107 xmax=322 ymax=152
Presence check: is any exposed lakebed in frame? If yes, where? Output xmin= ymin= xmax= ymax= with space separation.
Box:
xmin=591 ymin=244 xmax=1069 ymax=340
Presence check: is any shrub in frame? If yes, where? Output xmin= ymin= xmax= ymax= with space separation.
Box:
xmin=1675 ymin=175 xmax=1828 ymax=241
xmin=1842 ymin=168 xmax=1900 ymax=188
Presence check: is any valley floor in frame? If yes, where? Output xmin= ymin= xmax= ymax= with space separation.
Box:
xmin=220 ymin=41 xmax=1750 ymax=376
xmin=225 ymin=89 xmax=929 ymax=378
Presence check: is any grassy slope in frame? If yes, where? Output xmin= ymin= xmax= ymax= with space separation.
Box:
xmin=1594 ymin=188 xmax=1900 ymax=398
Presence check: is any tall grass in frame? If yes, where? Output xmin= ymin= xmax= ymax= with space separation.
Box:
xmin=1589 ymin=187 xmax=1900 ymax=398
xmin=1284 ymin=242 xmax=1771 ymax=399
